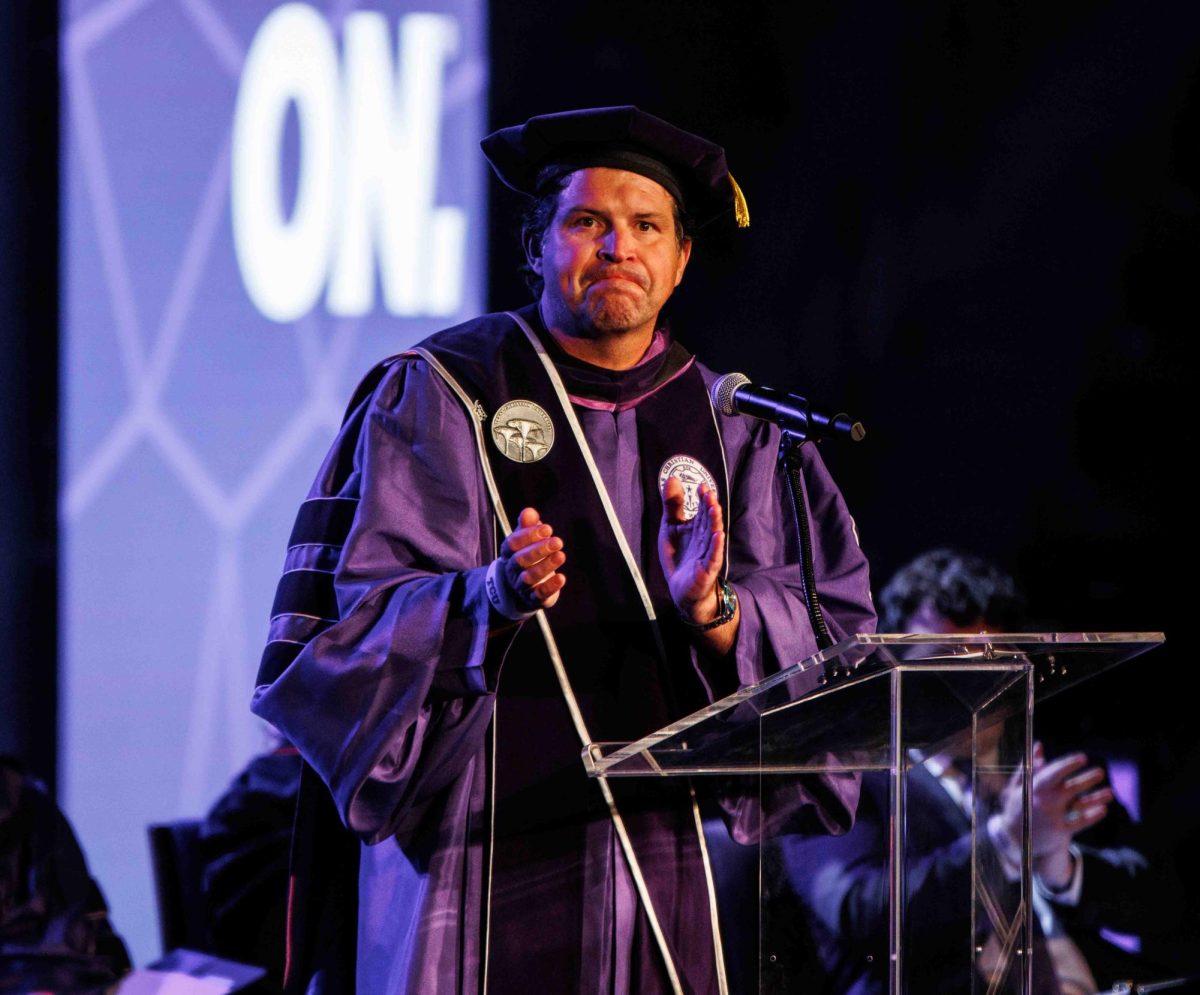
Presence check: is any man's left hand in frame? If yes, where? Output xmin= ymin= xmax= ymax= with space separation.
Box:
xmin=658 ymin=478 xmax=726 ymax=624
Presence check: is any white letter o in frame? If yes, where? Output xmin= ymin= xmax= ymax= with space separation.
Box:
xmin=232 ymin=4 xmax=339 ymax=323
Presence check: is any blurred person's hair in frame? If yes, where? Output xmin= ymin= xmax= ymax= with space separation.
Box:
xmin=877 ymin=548 xmax=1026 ymax=633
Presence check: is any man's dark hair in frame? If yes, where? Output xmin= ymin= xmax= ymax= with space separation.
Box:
xmin=519 ymin=165 xmax=696 ymax=298
xmin=877 ymin=548 xmax=1026 ymax=633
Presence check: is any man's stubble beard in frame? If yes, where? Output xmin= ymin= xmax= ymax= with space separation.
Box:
xmin=581 ymin=286 xmax=655 ymax=339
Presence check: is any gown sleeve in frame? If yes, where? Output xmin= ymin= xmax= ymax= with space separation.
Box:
xmin=704 ymin=405 xmax=877 ymax=841
xmin=251 ymin=358 xmax=513 ymax=844
xmin=721 ymin=413 xmax=875 ymax=691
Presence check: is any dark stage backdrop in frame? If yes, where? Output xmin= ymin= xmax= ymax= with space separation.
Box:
xmin=0 ymin=4 xmax=58 ymax=786
xmin=487 ymin=0 xmax=1198 ymax=968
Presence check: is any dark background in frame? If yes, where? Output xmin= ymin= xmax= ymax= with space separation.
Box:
xmin=1 ymin=3 xmax=58 ymax=789
xmin=484 ymin=0 xmax=1200 ymax=967
xmin=3 ymin=0 xmax=1196 ymax=969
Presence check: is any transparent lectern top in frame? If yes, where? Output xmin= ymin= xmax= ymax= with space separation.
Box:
xmin=583 ymin=632 xmax=1164 ymax=778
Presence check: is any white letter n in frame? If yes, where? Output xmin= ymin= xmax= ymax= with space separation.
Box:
xmin=327 ymin=13 xmax=465 ymax=318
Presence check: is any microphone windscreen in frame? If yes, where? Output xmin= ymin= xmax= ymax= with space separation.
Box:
xmin=711 ymin=372 xmax=751 ymax=416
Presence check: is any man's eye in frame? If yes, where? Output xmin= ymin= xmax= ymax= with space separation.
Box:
xmin=573 ymin=216 xmax=597 ymax=228
xmin=638 ymin=221 xmax=656 ymax=232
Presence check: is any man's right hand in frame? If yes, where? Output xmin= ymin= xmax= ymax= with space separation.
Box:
xmin=496 ymin=507 xmax=567 ymax=611
xmin=996 ymin=741 xmax=1114 ymax=888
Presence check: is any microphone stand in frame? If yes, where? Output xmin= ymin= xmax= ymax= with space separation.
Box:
xmin=778 ymin=429 xmax=834 ymax=651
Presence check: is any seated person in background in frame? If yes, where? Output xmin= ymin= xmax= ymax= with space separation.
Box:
xmin=0 ymin=756 xmax=130 ymax=992
xmin=766 ymin=549 xmax=1183 ymax=995
xmin=199 ymin=739 xmax=303 ymax=993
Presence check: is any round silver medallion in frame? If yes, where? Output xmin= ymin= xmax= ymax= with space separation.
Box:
xmin=492 ymin=399 xmax=555 ymax=463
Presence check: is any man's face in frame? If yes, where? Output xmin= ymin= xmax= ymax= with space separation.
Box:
xmin=531 ymin=167 xmax=692 ymax=347
xmin=905 ymin=604 xmax=1005 ymax=763
xmin=903 ymin=604 xmax=987 ymax=638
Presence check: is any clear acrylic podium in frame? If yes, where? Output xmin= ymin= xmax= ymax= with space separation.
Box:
xmin=584 ymin=632 xmax=1164 ymax=994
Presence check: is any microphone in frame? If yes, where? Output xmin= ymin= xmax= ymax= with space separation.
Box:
xmin=711 ymin=372 xmax=866 ymax=442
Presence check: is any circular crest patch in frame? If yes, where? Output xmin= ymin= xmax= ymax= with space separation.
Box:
xmin=492 ymin=400 xmax=555 ymax=463
xmin=658 ymin=455 xmax=718 ymax=521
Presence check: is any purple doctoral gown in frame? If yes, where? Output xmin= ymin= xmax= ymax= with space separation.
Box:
xmin=251 ymin=306 xmax=875 ymax=994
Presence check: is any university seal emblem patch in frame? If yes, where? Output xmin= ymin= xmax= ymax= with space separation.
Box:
xmin=658 ymin=455 xmax=718 ymax=521
xmin=492 ymin=399 xmax=555 ymax=463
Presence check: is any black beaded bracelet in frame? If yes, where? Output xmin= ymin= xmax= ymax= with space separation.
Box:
xmin=680 ymin=578 xmax=738 ymax=631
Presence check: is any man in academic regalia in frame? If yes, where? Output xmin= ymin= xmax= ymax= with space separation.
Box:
xmin=251 ymin=106 xmax=875 ymax=994
xmin=768 ymin=549 xmax=1184 ymax=995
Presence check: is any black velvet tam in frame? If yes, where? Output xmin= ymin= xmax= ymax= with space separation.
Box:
xmin=481 ymin=105 xmax=747 ymax=227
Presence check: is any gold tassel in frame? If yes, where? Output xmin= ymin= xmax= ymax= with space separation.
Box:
xmin=728 ymin=173 xmax=750 ymax=228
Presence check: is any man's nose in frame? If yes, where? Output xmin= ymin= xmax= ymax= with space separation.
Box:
xmin=598 ymin=225 xmax=633 ymax=261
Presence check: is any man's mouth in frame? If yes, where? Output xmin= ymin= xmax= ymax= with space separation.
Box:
xmin=588 ymin=271 xmax=645 ymax=290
